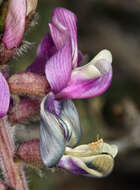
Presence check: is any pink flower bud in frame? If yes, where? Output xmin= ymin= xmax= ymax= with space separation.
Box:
xmin=2 ymin=0 xmax=26 ymax=49
xmin=15 ymin=140 xmax=42 ymax=164
xmin=9 ymin=97 xmax=40 ymax=125
xmin=8 ymin=72 xmax=50 ymax=97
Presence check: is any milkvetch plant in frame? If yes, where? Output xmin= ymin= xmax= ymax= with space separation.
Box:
xmin=29 ymin=8 xmax=114 ymax=169
xmin=0 ymin=3 xmax=117 ymax=190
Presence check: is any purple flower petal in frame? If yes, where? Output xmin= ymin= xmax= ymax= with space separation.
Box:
xmin=77 ymin=51 xmax=84 ymax=66
xmin=59 ymin=153 xmax=114 ymax=177
xmin=49 ymin=23 xmax=68 ymax=51
xmin=2 ymin=0 xmax=26 ymax=49
xmin=59 ymin=156 xmax=88 ymax=175
xmin=27 ymin=34 xmax=57 ymax=74
xmin=36 ymin=33 xmax=56 ymax=58
xmin=45 ymin=39 xmax=72 ymax=93
xmin=27 ymin=56 xmax=47 ymax=74
xmin=50 ymin=8 xmax=78 ymax=67
xmin=0 ymin=73 xmax=10 ymax=118
xmin=57 ymin=50 xmax=112 ymax=99
xmin=45 ymin=92 xmax=61 ymax=115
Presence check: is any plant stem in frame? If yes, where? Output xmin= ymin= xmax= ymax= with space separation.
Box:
xmin=0 ymin=117 xmax=28 ymax=190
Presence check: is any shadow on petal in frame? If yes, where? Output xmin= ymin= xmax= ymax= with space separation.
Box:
xmin=27 ymin=34 xmax=57 ymax=74
xmin=40 ymin=98 xmax=65 ymax=168
xmin=60 ymin=98 xmax=82 ymax=147
xmin=40 ymin=94 xmax=81 ymax=168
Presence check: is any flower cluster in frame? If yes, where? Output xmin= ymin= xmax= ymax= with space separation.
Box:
xmin=0 ymin=3 xmax=117 ymax=184
xmin=27 ymin=7 xmax=117 ymax=176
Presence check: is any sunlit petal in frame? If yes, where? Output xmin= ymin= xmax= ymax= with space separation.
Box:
xmin=45 ymin=39 xmax=72 ymax=93
xmin=57 ymin=50 xmax=112 ymax=99
xmin=50 ymin=8 xmax=78 ymax=67
xmin=65 ymin=139 xmax=118 ymax=158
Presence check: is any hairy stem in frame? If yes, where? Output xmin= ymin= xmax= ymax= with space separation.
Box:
xmin=0 ymin=117 xmax=28 ymax=190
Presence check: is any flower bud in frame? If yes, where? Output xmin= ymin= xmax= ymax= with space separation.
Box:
xmin=9 ymin=97 xmax=40 ymax=125
xmin=0 ymin=0 xmax=38 ymax=65
xmin=8 ymin=72 xmax=50 ymax=97
xmin=2 ymin=0 xmax=26 ymax=49
xmin=15 ymin=140 xmax=42 ymax=164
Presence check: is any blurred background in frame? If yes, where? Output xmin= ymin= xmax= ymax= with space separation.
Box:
xmin=11 ymin=0 xmax=140 ymax=189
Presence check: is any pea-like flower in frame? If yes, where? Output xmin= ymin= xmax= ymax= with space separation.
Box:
xmin=28 ymin=8 xmax=112 ymax=99
xmin=59 ymin=139 xmax=118 ymax=177
xmin=29 ymin=8 xmax=114 ymax=169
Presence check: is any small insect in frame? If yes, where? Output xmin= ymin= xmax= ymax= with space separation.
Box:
xmin=88 ymin=138 xmax=104 ymax=154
